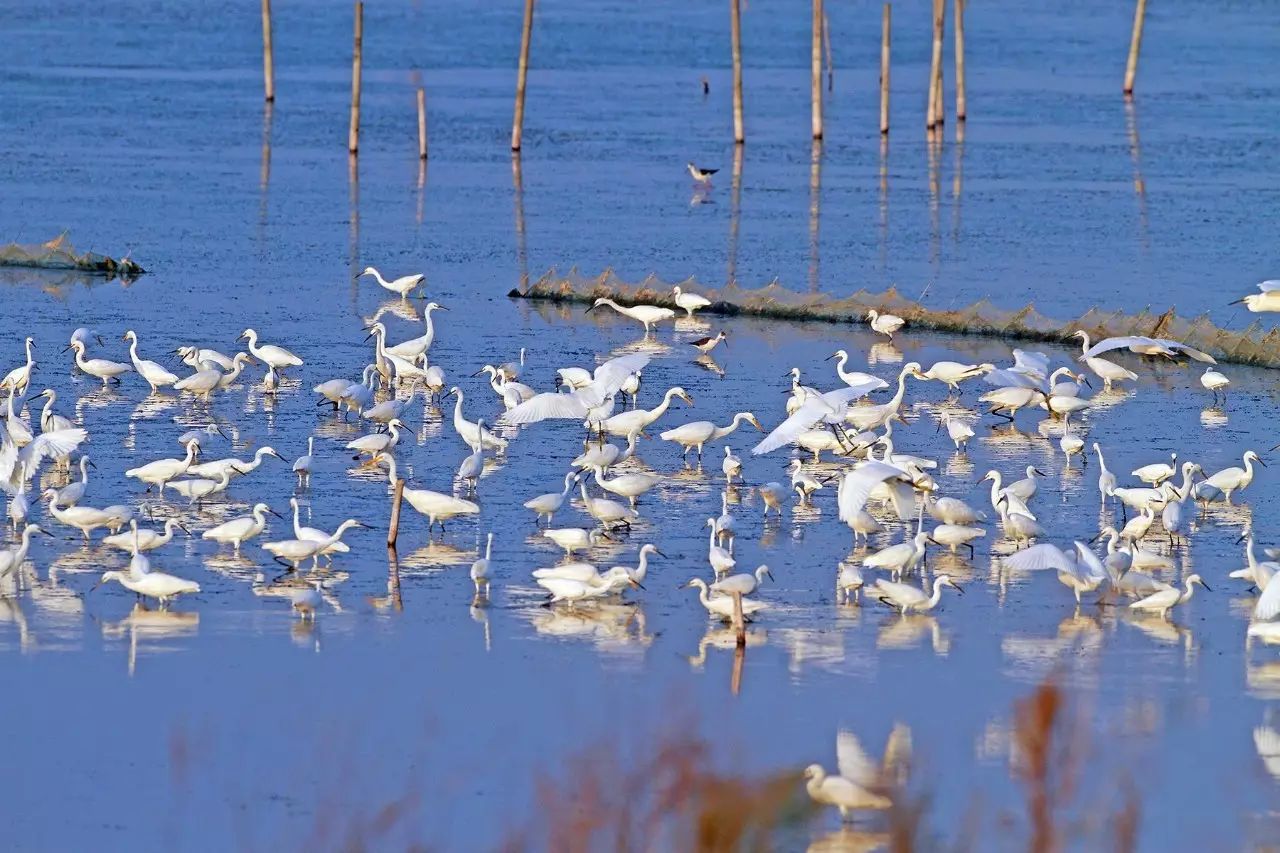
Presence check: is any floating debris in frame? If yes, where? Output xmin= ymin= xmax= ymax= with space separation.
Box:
xmin=0 ymin=233 xmax=145 ymax=279
xmin=511 ymin=268 xmax=1280 ymax=369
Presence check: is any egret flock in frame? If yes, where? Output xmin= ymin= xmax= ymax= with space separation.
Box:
xmin=1 ymin=277 xmax=1280 ymax=822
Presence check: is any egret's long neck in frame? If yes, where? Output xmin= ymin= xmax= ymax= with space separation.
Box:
xmin=127 ymin=337 xmax=141 ymax=363
xmin=1095 ymin=447 xmax=1107 ymax=470
xmin=647 ymin=390 xmax=677 ymax=419
xmin=1244 ymin=457 xmax=1256 ymax=482
xmin=485 ymin=534 xmax=493 ymax=560
xmin=1182 ymin=580 xmax=1197 ymax=602
xmin=988 ymin=476 xmax=1002 ymax=509
xmin=292 ymin=502 xmax=303 ymax=537
xmin=889 ymin=369 xmax=911 ymax=409
xmin=715 ymin=414 xmax=745 ymax=440
xmin=1077 ymin=333 xmax=1091 ymax=356
xmin=16 ymin=528 xmax=33 ymax=561
xmin=708 ymin=525 xmax=716 ymax=549
xmin=1247 ymin=536 xmax=1258 ymax=569
xmin=636 ymin=550 xmax=649 ymax=578
xmin=41 ymin=394 xmax=54 ymax=420
xmin=25 ymin=340 xmax=34 ymax=364
xmin=928 ymin=583 xmax=944 ymax=609
xmin=254 ymin=506 xmax=268 ymax=527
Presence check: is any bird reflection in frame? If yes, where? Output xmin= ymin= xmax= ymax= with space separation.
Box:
xmin=807 ymin=828 xmax=890 ymax=853
xmin=687 ymin=624 xmax=766 ymax=669
xmin=877 ymin=614 xmax=948 ymax=654
xmin=101 ymin=603 xmax=199 ymax=676
xmin=867 ymin=343 xmax=902 ymax=365
xmin=530 ymin=601 xmax=651 ymax=657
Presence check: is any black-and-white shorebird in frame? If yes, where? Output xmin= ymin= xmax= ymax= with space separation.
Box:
xmin=690 ymin=331 xmax=728 ymax=354
xmin=687 ymin=163 xmax=719 ymax=184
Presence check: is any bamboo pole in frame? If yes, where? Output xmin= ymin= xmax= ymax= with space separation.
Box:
xmin=511 ymin=0 xmax=535 ymax=151
xmin=880 ymin=3 xmax=890 ymax=134
xmin=730 ymin=0 xmax=744 ymax=144
xmin=1123 ymin=0 xmax=1147 ymax=96
xmin=348 ymin=1 xmax=363 ymax=154
xmin=953 ymin=0 xmax=965 ymax=121
xmin=822 ymin=8 xmax=833 ymax=91
xmin=932 ymin=0 xmax=945 ymax=128
xmin=417 ymin=88 xmax=428 ymax=159
xmin=386 ymin=478 xmax=405 ymax=547
xmin=261 ymin=0 xmax=275 ymax=102
xmin=811 ymin=0 xmax=823 ymax=139
xmin=926 ymin=0 xmax=941 ymax=129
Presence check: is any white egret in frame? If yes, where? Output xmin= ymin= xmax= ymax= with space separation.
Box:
xmin=714 ymin=493 xmax=736 ymax=547
xmin=1129 ymin=574 xmax=1210 ymax=618
xmin=471 ymin=533 xmax=493 ymax=597
xmin=1060 ymin=416 xmax=1085 ymax=462
xmin=578 ymin=480 xmax=638 ymax=529
xmin=168 ymin=468 xmax=237 ymax=506
xmin=125 ymin=440 xmax=199 ymax=494
xmin=1094 ymin=443 xmax=1117 ymax=503
xmin=916 ymin=361 xmax=993 ymax=393
xmin=712 ymin=565 xmax=773 ymax=597
xmin=759 ymin=481 xmax=787 ymax=515
xmin=456 ymin=422 xmax=488 ymax=493
xmin=1231 ymin=281 xmax=1280 ymax=313
xmin=42 ymin=490 xmax=114 ymax=540
xmin=826 ymin=350 xmax=883 ymax=391
xmin=722 ymin=447 xmax=742 ymax=484
xmin=837 ymin=461 xmax=925 ymax=525
xmin=1003 ymin=541 xmax=1107 ymax=603
xmin=601 ymin=386 xmax=694 ymax=440
xmin=1 ymin=337 xmax=36 ymax=394
xmin=659 ymin=412 xmax=762 ymax=461
xmin=803 ymin=731 xmax=897 ymax=820
xmin=980 ymin=385 xmax=1048 ymax=420
xmin=239 ymin=329 xmax=302 ymax=372
xmin=1070 ymin=331 xmax=1139 ymax=390
xmin=572 ymin=434 xmax=638 ymax=472
xmin=543 ymin=527 xmax=610 ymax=557
xmin=263 ymin=519 xmax=365 ymax=570
xmin=872 ymin=575 xmax=964 ymax=613
xmin=68 ymin=340 xmax=131 ymax=386
xmin=932 ymin=524 xmax=986 ymax=556
xmin=591 ymin=465 xmax=659 ymax=509
xmin=96 ymin=567 xmax=200 ymax=607
xmin=35 ymin=389 xmax=74 ymax=433
xmin=1198 ymin=450 xmax=1264 ymax=504
xmin=446 ymin=388 xmax=508 ymax=452
xmin=188 ymin=446 xmax=283 ymax=480
xmin=788 ymin=459 xmax=824 ymax=502
xmin=863 ymin=529 xmax=929 ymax=579
xmin=214 ymin=353 xmax=253 ymax=389
xmin=291 ymin=582 xmax=325 ymax=620
xmin=837 ymin=564 xmax=865 ymax=603
xmin=940 ymin=413 xmax=974 ymax=451
xmin=683 ymin=578 xmax=768 ymax=621
xmin=293 ymin=437 xmax=315 ymax=487
xmin=122 ymin=331 xmax=179 ymax=392
xmin=926 ymin=495 xmax=985 ymax=525
xmin=844 ymin=363 xmax=919 ymax=432
xmin=386 ymin=302 xmax=445 ymax=362
xmin=173 ymin=361 xmax=225 ymax=401
xmin=524 ymin=472 xmax=579 ymax=525
xmin=54 ymin=455 xmax=94 ymax=506
xmin=0 ymin=523 xmax=50 ymax=579
xmin=346 ymin=418 xmax=407 ymax=460
xmin=672 ymin=285 xmax=712 ymax=317
xmin=176 ymin=346 xmax=234 ymax=370
xmin=586 ymin=297 xmax=675 ymax=334
xmin=202 ymin=502 xmax=280 ymax=553
xmin=1081 ymin=335 xmax=1216 ymax=363
xmin=706 ymin=518 xmax=736 ymax=576
xmin=515 ymin=356 xmax=651 ymax=429
xmin=753 ymin=379 xmax=887 ymax=456
xmin=1132 ymin=452 xmax=1177 ymax=486
xmin=1200 ymin=368 xmax=1229 ymax=403
xmin=358 ymin=265 xmax=425 ymax=298
xmin=103 ymin=519 xmax=186 ymax=553
xmin=866 ymin=309 xmax=905 ymax=339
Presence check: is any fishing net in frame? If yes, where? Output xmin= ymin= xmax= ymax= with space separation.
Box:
xmin=0 ymin=233 xmax=145 ymax=278
xmin=512 ymin=268 xmax=1279 ymax=369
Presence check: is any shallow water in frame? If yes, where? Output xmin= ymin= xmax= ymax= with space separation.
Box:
xmin=2 ymin=0 xmax=1279 ymax=849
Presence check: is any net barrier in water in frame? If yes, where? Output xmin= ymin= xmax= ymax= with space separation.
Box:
xmin=0 ymin=233 xmax=145 ymax=278
xmin=510 ymin=268 xmax=1280 ymax=369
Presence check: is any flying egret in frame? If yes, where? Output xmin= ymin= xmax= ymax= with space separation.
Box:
xmin=1070 ymin=331 xmax=1139 ymax=390
xmin=872 ymin=575 xmax=964 ymax=613
xmin=358 ymin=266 xmax=425 ymax=298
xmin=1003 ymin=541 xmax=1107 ymax=604
xmin=866 ymin=309 xmax=905 ymax=339
xmin=511 ymin=356 xmax=653 ymax=432
xmin=1081 ymin=335 xmax=1216 ymax=364
xmin=753 ymin=379 xmax=887 ymax=456
xmin=586 ymin=297 xmax=676 ymax=334
xmin=672 ymin=285 xmax=712 ymax=317
xmin=1230 ymin=280 xmax=1280 ymax=313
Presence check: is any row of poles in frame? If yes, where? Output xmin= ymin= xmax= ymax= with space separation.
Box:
xmin=258 ymin=0 xmax=1150 ymax=154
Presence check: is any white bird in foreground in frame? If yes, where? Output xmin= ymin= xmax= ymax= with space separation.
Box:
xmin=1230 ymin=280 xmax=1280 ymax=313
xmin=358 ymin=265 xmax=425 ymax=299
xmin=803 ymin=729 xmax=903 ymax=820
xmin=1198 ymin=450 xmax=1265 ymax=504
xmin=122 ymin=330 xmax=179 ymax=392
xmin=1129 ymin=574 xmax=1211 ymax=618
xmin=54 ymin=455 xmax=94 ymax=506
xmin=239 ymin=328 xmax=303 ymax=372
xmin=672 ymin=285 xmax=712 ymax=317
xmin=940 ymin=413 xmax=974 ymax=451
xmin=586 ymin=297 xmax=676 ymax=334
xmin=872 ymin=575 xmax=964 ymax=613
xmin=1 ymin=337 xmax=36 ymax=394
xmin=124 ymin=440 xmax=199 ymax=494
xmin=866 ymin=309 xmax=905 ymax=340
xmin=660 ymin=412 xmax=762 ymax=461
xmin=1070 ymin=331 xmax=1139 ymax=390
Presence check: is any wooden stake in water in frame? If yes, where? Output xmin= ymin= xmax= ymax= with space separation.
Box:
xmin=822 ymin=9 xmax=833 ymax=91
xmin=730 ymin=0 xmax=745 ymax=144
xmin=811 ymin=0 xmax=824 ymax=140
xmin=931 ymin=0 xmax=945 ymax=128
xmin=417 ymin=88 xmax=428 ymax=160
xmin=348 ymin=1 xmax=363 ymax=154
xmin=880 ymin=3 xmax=891 ymax=134
xmin=1123 ymin=0 xmax=1147 ymax=96
xmin=926 ymin=0 xmax=941 ymax=129
xmin=261 ymin=0 xmax=275 ymax=102
xmin=732 ymin=592 xmax=746 ymax=646
xmin=953 ymin=0 xmax=966 ymax=121
xmin=511 ymin=0 xmax=535 ymax=151
xmin=387 ymin=478 xmax=405 ymax=548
